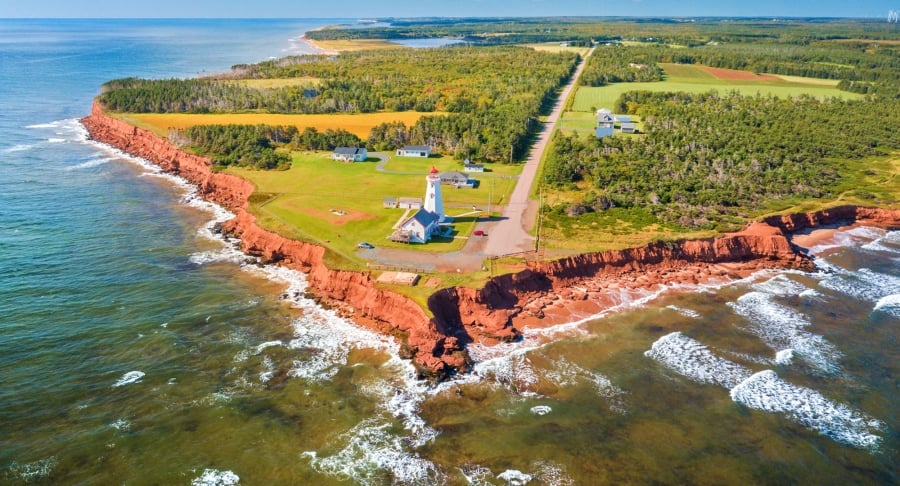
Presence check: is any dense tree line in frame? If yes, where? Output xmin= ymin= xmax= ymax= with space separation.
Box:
xmin=100 ymin=46 xmax=578 ymax=163
xmin=307 ymin=18 xmax=900 ymax=48
xmin=183 ymin=125 xmax=292 ymax=170
xmin=579 ymin=46 xmax=666 ymax=86
xmin=544 ymin=91 xmax=900 ymax=228
xmin=181 ymin=124 xmax=363 ymax=168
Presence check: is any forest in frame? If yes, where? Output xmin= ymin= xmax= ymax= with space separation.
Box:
xmin=308 ymin=18 xmax=900 ymax=96
xmin=308 ymin=17 xmax=900 ymax=47
xmin=99 ymin=46 xmax=579 ymax=163
xmin=178 ymin=124 xmax=362 ymax=169
xmin=543 ymin=91 xmax=900 ymax=229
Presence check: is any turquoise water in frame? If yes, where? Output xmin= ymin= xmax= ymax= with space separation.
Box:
xmin=1 ymin=19 xmax=898 ymax=485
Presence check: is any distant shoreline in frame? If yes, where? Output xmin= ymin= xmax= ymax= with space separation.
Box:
xmin=299 ymin=26 xmax=340 ymax=55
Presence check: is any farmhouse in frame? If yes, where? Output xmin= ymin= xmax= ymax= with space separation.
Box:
xmin=597 ymin=108 xmax=615 ymax=128
xmin=463 ymin=158 xmax=484 ymax=173
xmin=392 ymin=208 xmax=441 ymax=244
xmin=332 ymin=147 xmax=367 ymax=162
xmin=439 ymin=171 xmax=475 ymax=188
xmin=396 ymin=145 xmax=431 ymax=158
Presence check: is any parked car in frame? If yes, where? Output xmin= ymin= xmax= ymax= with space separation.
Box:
xmin=473 ymin=230 xmax=485 ymax=237
xmin=357 ymin=242 xmax=374 ymax=249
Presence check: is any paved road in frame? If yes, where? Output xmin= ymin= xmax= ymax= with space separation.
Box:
xmin=483 ymin=48 xmax=593 ymax=257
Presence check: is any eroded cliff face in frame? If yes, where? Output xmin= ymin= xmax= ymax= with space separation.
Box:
xmin=81 ymin=102 xmax=466 ymax=378
xmin=81 ymin=101 xmax=900 ymax=380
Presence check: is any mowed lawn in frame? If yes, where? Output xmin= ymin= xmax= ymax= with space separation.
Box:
xmin=123 ymin=111 xmax=439 ymax=138
xmin=571 ymin=62 xmax=861 ymax=111
xmin=227 ymin=152 xmax=519 ymax=266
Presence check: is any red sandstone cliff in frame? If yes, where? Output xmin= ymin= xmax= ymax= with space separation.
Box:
xmin=81 ymin=101 xmax=900 ymax=379
xmin=81 ymin=102 xmax=468 ymax=377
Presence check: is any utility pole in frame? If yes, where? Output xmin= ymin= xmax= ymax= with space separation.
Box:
xmin=535 ymin=184 xmax=542 ymax=253
xmin=488 ymin=178 xmax=494 ymax=216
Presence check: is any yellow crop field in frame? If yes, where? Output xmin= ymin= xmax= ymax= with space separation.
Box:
xmin=125 ymin=112 xmax=441 ymax=138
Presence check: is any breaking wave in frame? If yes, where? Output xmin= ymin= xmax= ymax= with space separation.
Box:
xmin=730 ymin=370 xmax=883 ymax=450
xmin=112 ymin=370 xmax=145 ymax=387
xmin=729 ymin=292 xmax=841 ymax=373
xmin=191 ymin=469 xmax=240 ymax=485
xmin=645 ymin=332 xmax=752 ymax=388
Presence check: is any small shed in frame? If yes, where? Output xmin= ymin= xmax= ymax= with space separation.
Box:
xmin=396 ymin=145 xmax=432 ymax=158
xmin=619 ymin=122 xmax=636 ymax=134
xmin=332 ymin=147 xmax=367 ymax=162
xmin=383 ymin=197 xmax=398 ymax=208
xmin=463 ymin=158 xmax=484 ymax=173
xmin=398 ymin=197 xmax=423 ymax=209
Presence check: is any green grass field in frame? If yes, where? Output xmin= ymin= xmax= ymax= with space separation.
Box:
xmin=227 ymin=152 xmax=520 ymax=269
xmin=571 ymin=63 xmax=861 ymax=112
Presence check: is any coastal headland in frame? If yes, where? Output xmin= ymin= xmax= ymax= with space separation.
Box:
xmin=81 ymin=101 xmax=900 ymax=379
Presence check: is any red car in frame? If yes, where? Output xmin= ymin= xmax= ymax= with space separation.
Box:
xmin=473 ymin=230 xmax=485 ymax=236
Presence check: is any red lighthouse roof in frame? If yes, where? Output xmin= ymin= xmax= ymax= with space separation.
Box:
xmin=429 ymin=166 xmax=439 ymax=174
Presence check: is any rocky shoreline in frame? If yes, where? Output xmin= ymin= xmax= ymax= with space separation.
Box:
xmin=80 ymin=101 xmax=900 ymax=379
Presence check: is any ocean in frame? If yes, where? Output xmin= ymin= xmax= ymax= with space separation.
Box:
xmin=0 ymin=19 xmax=897 ymax=485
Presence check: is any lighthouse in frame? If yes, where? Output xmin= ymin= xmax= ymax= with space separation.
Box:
xmin=424 ymin=166 xmax=445 ymax=222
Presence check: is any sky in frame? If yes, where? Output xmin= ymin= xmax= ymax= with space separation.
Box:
xmin=0 ymin=0 xmax=896 ymax=19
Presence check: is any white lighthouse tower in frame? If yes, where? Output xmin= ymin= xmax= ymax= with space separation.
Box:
xmin=424 ymin=166 xmax=445 ymax=222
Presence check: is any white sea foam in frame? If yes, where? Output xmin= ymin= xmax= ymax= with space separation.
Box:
xmin=873 ymin=293 xmax=900 ymax=317
xmin=820 ymin=267 xmax=900 ymax=303
xmin=109 ymin=418 xmax=132 ymax=431
xmin=666 ymin=305 xmax=701 ymax=318
xmin=645 ymin=332 xmax=752 ymax=388
xmin=752 ymin=274 xmax=809 ymax=297
xmin=804 ymin=227 xmax=888 ymax=256
xmin=259 ymin=356 xmax=275 ymax=384
xmin=112 ymin=370 xmax=145 ymax=387
xmin=303 ymin=418 xmax=444 ymax=485
xmin=255 ymin=340 xmax=283 ymax=354
xmin=729 ymin=292 xmax=841 ymax=373
xmin=47 ymin=137 xmax=67 ymax=143
xmin=26 ymin=120 xmax=68 ymax=129
xmin=458 ymin=461 xmax=573 ymax=486
xmin=470 ymin=350 xmax=540 ymax=395
xmin=3 ymin=143 xmax=34 ymax=153
xmin=799 ymin=288 xmax=825 ymax=300
xmin=6 ymin=457 xmax=56 ymax=481
xmin=530 ymin=405 xmax=552 ymax=416
xmin=730 ymin=370 xmax=884 ymax=450
xmin=498 ymin=469 xmax=533 ymax=485
xmin=191 ymin=468 xmax=240 ymax=486
xmin=775 ymin=349 xmax=794 ymax=366
xmin=531 ymin=460 xmax=576 ymax=486
xmin=459 ymin=465 xmax=496 ymax=485
xmin=544 ymin=357 xmax=627 ymax=413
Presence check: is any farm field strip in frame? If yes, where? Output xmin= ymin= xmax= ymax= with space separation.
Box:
xmin=125 ymin=111 xmax=440 ymax=138
xmin=571 ymin=63 xmax=861 ymax=112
